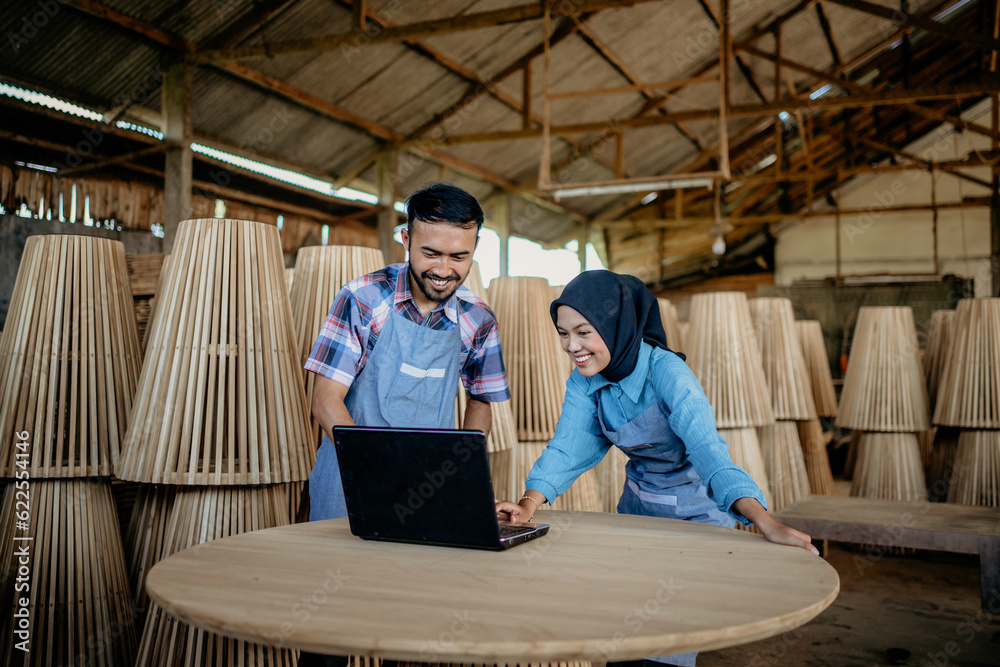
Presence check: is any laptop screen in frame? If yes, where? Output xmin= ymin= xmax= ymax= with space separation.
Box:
xmin=333 ymin=427 xmax=504 ymax=548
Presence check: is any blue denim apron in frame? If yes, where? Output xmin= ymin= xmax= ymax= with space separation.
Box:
xmin=309 ymin=308 xmax=461 ymax=521
xmin=599 ymin=394 xmax=734 ymax=667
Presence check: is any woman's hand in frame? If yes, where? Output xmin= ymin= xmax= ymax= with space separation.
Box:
xmin=495 ymin=500 xmax=527 ymax=523
xmin=732 ymin=497 xmax=819 ymax=555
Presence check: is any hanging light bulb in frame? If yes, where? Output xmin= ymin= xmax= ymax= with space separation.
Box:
xmin=712 ymin=235 xmax=726 ymax=255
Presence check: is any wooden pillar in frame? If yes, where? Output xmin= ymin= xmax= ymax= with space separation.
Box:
xmin=992 ymin=92 xmax=1000 ymax=297
xmin=162 ymin=61 xmax=192 ymax=253
xmin=495 ymin=193 xmax=510 ymax=277
xmin=377 ymin=149 xmax=400 ymax=264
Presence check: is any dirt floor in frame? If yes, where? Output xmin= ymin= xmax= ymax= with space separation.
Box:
xmin=699 ymin=538 xmax=1000 ymax=667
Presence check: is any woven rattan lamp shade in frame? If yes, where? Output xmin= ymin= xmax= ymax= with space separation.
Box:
xmin=947 ymin=430 xmax=1000 ymax=506
xmin=757 ymin=422 xmax=811 ymax=511
xmin=0 ymin=235 xmax=142 ymax=477
xmin=749 ymin=298 xmax=817 ymax=421
xmin=851 ymin=432 xmax=928 ymax=501
xmin=923 ymin=310 xmax=955 ymax=413
xmin=933 ymin=298 xmax=1000 ymax=428
xmin=118 ymin=219 xmax=313 ymax=485
xmin=686 ymin=292 xmax=774 ymax=428
xmin=488 ymin=276 xmax=568 ymax=441
xmin=290 ymin=244 xmax=386 ymax=448
xmin=795 ymin=320 xmax=838 ymax=418
xmin=836 ymin=307 xmax=929 ymax=432
xmin=1 ymin=479 xmax=137 ymax=665
xmin=657 ymin=298 xmax=684 ymax=353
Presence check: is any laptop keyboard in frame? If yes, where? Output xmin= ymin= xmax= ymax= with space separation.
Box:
xmin=499 ymin=524 xmax=531 ymax=537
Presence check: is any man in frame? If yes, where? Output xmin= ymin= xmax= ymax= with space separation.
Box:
xmin=304 ymin=182 xmax=510 ymax=522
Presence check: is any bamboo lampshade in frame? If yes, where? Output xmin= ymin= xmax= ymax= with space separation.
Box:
xmin=836 ymin=307 xmax=929 ymax=432
xmin=657 ymin=298 xmax=684 ymax=354
xmin=757 ymin=422 xmax=811 ymax=511
xmin=0 ymin=235 xmax=142 ymax=477
xmin=933 ymin=298 xmax=1000 ymax=428
xmin=0 ymin=479 xmax=137 ymax=665
xmin=796 ymin=419 xmax=835 ymax=496
xmin=594 ymin=445 xmax=629 ymax=513
xmin=488 ymin=276 xmax=569 ymax=441
xmin=141 ymin=253 xmax=172 ymax=353
xmin=718 ymin=427 xmax=773 ymax=511
xmin=134 ymin=485 xmax=293 ymax=666
xmin=947 ymin=430 xmax=1000 ymax=506
xmin=686 ymin=292 xmax=774 ymax=428
xmin=285 ymin=267 xmax=295 ymax=293
xmin=290 ymin=245 xmax=386 ymax=449
xmin=923 ymin=310 xmax=955 ymax=413
xmin=517 ymin=441 xmax=602 ymax=512
xmin=851 ymin=432 xmax=928 ymax=501
xmin=118 ymin=219 xmax=313 ymax=485
xmin=795 ymin=320 xmax=838 ymax=418
xmin=749 ymin=298 xmax=817 ymax=421
xmin=678 ymin=322 xmax=689 ymax=351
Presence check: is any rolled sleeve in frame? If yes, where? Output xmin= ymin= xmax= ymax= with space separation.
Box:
xmin=461 ymin=315 xmax=510 ymax=402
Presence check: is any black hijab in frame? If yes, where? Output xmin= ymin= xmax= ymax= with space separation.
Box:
xmin=550 ymin=270 xmax=683 ymax=383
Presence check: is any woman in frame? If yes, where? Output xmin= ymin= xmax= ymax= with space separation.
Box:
xmin=496 ymin=271 xmax=816 ymax=667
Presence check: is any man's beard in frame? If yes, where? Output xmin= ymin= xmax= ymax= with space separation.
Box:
xmin=409 ymin=264 xmax=463 ymax=304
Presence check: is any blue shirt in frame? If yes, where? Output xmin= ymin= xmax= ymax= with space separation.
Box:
xmin=525 ymin=343 xmax=767 ymax=524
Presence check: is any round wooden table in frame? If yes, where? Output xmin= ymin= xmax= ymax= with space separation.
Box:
xmin=146 ymin=510 xmax=839 ymax=662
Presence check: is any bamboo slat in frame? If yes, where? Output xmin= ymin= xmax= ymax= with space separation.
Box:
xmin=132 ymin=484 xmax=293 ymax=667
xmin=285 ymin=267 xmax=295 ymax=293
xmin=851 ymin=432 xmax=929 ymax=502
xmin=796 ymin=419 xmax=835 ymax=496
xmin=657 ymin=298 xmax=684 ymax=354
xmin=836 ymin=307 xmax=930 ymax=432
xmin=718 ymin=427 xmax=773 ymax=511
xmin=488 ymin=277 xmax=570 ymax=441
xmin=923 ymin=310 xmax=955 ymax=413
xmin=933 ymin=298 xmax=1000 ymax=428
xmin=749 ymin=298 xmax=817 ymax=421
xmin=119 ymin=219 xmax=314 ymax=485
xmin=0 ymin=235 xmax=142 ymax=477
xmin=947 ymin=429 xmax=1000 ymax=507
xmin=290 ymin=245 xmax=386 ymax=450
xmin=0 ymin=479 xmax=137 ymax=665
xmin=686 ymin=292 xmax=775 ymax=428
xmin=517 ymin=441 xmax=602 ymax=512
xmin=593 ymin=445 xmax=629 ymax=513
xmin=141 ymin=254 xmax=172 ymax=354
xmin=927 ymin=426 xmax=960 ymax=501
xmin=794 ymin=320 xmax=838 ymax=418
xmin=757 ymin=422 xmax=811 ymax=511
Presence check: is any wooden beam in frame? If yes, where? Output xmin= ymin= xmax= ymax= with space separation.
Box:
xmin=191 ymin=0 xmax=664 ymax=64
xmin=826 ymin=0 xmax=1000 ymax=51
xmin=523 ymin=63 xmax=533 ymax=131
xmin=815 ymin=2 xmax=842 ymax=66
xmin=64 ymin=0 xmax=191 ymax=51
xmin=58 ymin=144 xmax=170 ymax=176
xmin=200 ymin=0 xmax=298 ymax=50
xmin=546 ymin=77 xmax=719 ymax=100
xmin=353 ymin=0 xmax=366 ymax=32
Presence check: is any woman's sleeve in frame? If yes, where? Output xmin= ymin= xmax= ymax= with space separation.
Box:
xmin=651 ymin=351 xmax=768 ymax=525
xmin=524 ymin=374 xmax=611 ymax=503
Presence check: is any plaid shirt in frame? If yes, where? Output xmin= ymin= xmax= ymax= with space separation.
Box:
xmin=305 ymin=263 xmax=510 ymax=402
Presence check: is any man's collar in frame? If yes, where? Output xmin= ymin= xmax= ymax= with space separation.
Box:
xmin=582 ymin=343 xmax=651 ymax=400
xmin=394 ymin=263 xmax=459 ymax=324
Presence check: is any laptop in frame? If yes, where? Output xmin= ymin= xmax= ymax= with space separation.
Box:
xmin=333 ymin=426 xmax=549 ymax=551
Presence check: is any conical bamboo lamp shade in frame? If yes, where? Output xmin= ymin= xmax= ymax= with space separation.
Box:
xmin=657 ymin=298 xmax=684 ymax=354
xmin=836 ymin=307 xmax=929 ymax=432
xmin=134 ymin=484 xmax=293 ymax=666
xmin=517 ymin=440 xmax=602 ymax=511
xmin=795 ymin=320 xmax=838 ymax=418
xmin=933 ymin=298 xmax=1000 ymax=428
xmin=718 ymin=427 xmax=773 ymax=511
xmin=119 ymin=219 xmax=313 ymax=485
xmin=757 ymin=422 xmax=811 ymax=510
xmin=141 ymin=253 xmax=172 ymax=353
xmin=947 ymin=429 xmax=1000 ymax=507
xmin=1 ymin=479 xmax=137 ymax=665
xmin=285 ymin=267 xmax=295 ymax=293
xmin=0 ymin=235 xmax=142 ymax=477
xmin=851 ymin=432 xmax=928 ymax=501
xmin=749 ymin=298 xmax=817 ymax=421
xmin=796 ymin=419 xmax=835 ymax=495
xmin=923 ymin=310 xmax=955 ymax=414
xmin=488 ymin=276 xmax=568 ymax=441
xmin=686 ymin=292 xmax=774 ymax=428
xmin=594 ymin=445 xmax=629 ymax=513
xmin=290 ymin=245 xmax=386 ymax=449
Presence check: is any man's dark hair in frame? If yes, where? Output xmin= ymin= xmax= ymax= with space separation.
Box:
xmin=405 ymin=183 xmax=484 ymax=238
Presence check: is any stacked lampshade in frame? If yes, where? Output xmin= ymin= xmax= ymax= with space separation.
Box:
xmin=489 ymin=276 xmax=601 ymax=511
xmin=0 ymin=234 xmax=140 ymax=665
xmin=793 ymin=320 xmax=837 ymax=496
xmin=923 ymin=310 xmax=956 ymax=495
xmin=117 ymin=219 xmax=313 ymax=665
xmin=658 ymin=297 xmax=684 ymax=353
xmin=932 ymin=298 xmax=1000 ymax=506
xmin=748 ymin=298 xmax=816 ymax=509
xmin=686 ymin=292 xmax=774 ymax=514
xmin=836 ymin=307 xmax=929 ymax=501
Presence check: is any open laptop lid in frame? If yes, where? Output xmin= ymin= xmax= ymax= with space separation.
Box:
xmin=333 ymin=426 xmax=505 ymax=549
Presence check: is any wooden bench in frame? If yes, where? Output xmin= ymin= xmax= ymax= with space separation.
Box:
xmin=774 ymin=495 xmax=1000 ymax=612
